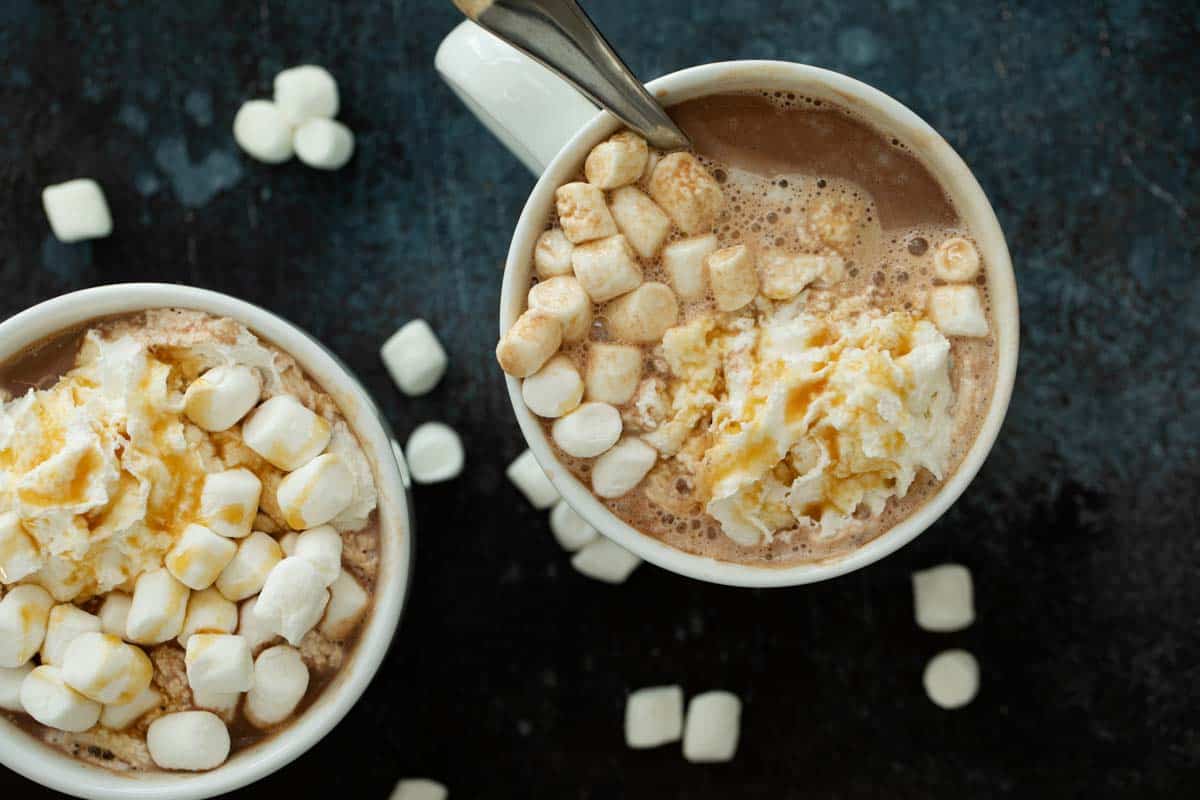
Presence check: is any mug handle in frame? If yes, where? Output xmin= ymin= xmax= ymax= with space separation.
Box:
xmin=435 ymin=20 xmax=599 ymax=176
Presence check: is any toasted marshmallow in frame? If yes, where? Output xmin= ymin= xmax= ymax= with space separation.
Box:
xmin=534 ymin=228 xmax=575 ymax=279
xmin=804 ymin=195 xmax=863 ymax=251
xmin=625 ymin=685 xmax=684 ymax=748
xmin=496 ymin=309 xmax=563 ymax=378
xmin=912 ymin=564 xmax=975 ymax=632
xmin=199 ymin=468 xmax=263 ymax=540
xmin=662 ymin=234 xmax=717 ymax=302
xmin=603 ymin=282 xmax=679 ymax=344
xmin=506 ymin=450 xmax=559 ymax=509
xmin=237 ymin=597 xmax=279 ymax=653
xmin=706 ymin=245 xmax=759 ymax=311
xmin=273 ymin=64 xmax=339 ymax=124
xmin=244 ymin=644 xmax=309 ymax=729
xmin=216 ymin=532 xmax=283 ymax=602
xmin=933 ymin=237 xmax=981 ymax=281
xmin=166 ymin=524 xmax=238 ymax=590
xmin=294 ymin=118 xmax=355 ymax=170
xmin=29 ymin=560 xmax=86 ymax=602
xmin=147 ymin=710 xmax=230 ymax=771
xmin=555 ymin=182 xmax=617 ymax=243
xmin=242 ymin=395 xmax=333 ymax=472
xmin=41 ymin=179 xmax=113 ymax=243
xmin=293 ymin=525 xmax=342 ymax=588
xmin=178 ymin=587 xmax=239 ymax=646
xmin=528 ymin=276 xmax=592 ymax=342
xmin=100 ymin=685 xmax=162 ymax=730
xmin=683 ymin=691 xmax=742 ymax=763
xmin=591 ymin=437 xmax=657 ymax=498
xmin=585 ymin=131 xmax=648 ymax=189
xmin=551 ymin=402 xmax=622 ymax=459
xmin=0 ymin=584 xmax=53 ymax=667
xmin=390 ymin=780 xmax=449 ymax=800
xmin=20 ymin=665 xmax=101 ymax=732
xmin=928 ymin=285 xmax=989 ymax=337
xmin=320 ymin=570 xmax=369 ymax=640
xmin=98 ymin=592 xmax=131 ymax=638
xmin=648 ymin=152 xmax=724 ymax=235
xmin=0 ymin=512 xmax=41 ymax=583
xmin=381 ymin=319 xmax=449 ymax=397
xmin=758 ymin=251 xmax=845 ymax=299
xmin=126 ymin=569 xmax=190 ymax=645
xmin=404 ymin=423 xmax=465 ymax=484
xmin=233 ymin=100 xmax=294 ymax=163
xmin=549 ymin=500 xmax=597 ymax=552
xmin=41 ymin=604 xmax=101 ymax=666
xmin=0 ymin=663 xmax=34 ymax=712
xmin=184 ymin=365 xmax=263 ymax=432
xmin=609 ymin=186 xmax=671 ymax=259
xmin=584 ymin=343 xmax=641 ymax=405
xmin=61 ymin=632 xmax=153 ymax=705
xmin=254 ymin=557 xmax=329 ymax=645
xmin=277 ymin=454 xmax=356 ymax=530
xmin=522 ymin=355 xmax=585 ymax=419
xmin=570 ymin=538 xmax=641 ymax=584
xmin=570 ymin=234 xmax=643 ymax=303
xmin=185 ymin=634 xmax=254 ymax=695
xmin=923 ymin=649 xmax=979 ymax=709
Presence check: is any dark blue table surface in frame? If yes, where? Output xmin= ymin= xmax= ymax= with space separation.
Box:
xmin=0 ymin=1 xmax=1196 ymax=797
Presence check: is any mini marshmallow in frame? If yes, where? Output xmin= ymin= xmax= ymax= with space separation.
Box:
xmin=273 ymin=64 xmax=339 ymax=124
xmin=390 ymin=780 xmax=449 ymax=800
xmin=293 ymin=525 xmax=343 ymax=587
xmin=178 ymin=587 xmax=239 ymax=646
xmin=758 ymin=251 xmax=845 ymax=300
xmin=661 ymin=234 xmax=717 ymax=302
xmin=0 ymin=584 xmax=53 ymax=667
xmin=62 ymin=632 xmax=153 ymax=705
xmin=185 ymin=634 xmax=254 ymax=695
xmin=233 ymin=100 xmax=294 ymax=163
xmin=707 ymin=245 xmax=759 ymax=311
xmin=30 ymin=558 xmax=86 ymax=602
xmin=242 ymin=395 xmax=332 ymax=472
xmin=199 ymin=468 xmax=263 ymax=539
xmin=933 ymin=236 xmax=981 ymax=282
xmin=570 ymin=234 xmax=643 ymax=303
xmin=534 ymin=228 xmax=575 ymax=279
xmin=585 ymin=131 xmax=648 ymax=189
xmin=912 ymin=564 xmax=975 ymax=632
xmin=238 ymin=597 xmax=279 ymax=653
xmin=0 ymin=512 xmax=40 ymax=583
xmin=584 ymin=343 xmax=642 ymax=405
xmin=40 ymin=604 xmax=101 ymax=666
xmin=100 ymin=686 xmax=162 ymax=730
xmin=216 ymin=532 xmax=283 ymax=602
xmin=165 ymin=524 xmax=238 ymax=590
xmin=591 ymin=437 xmax=657 ymax=499
xmin=522 ymin=355 xmax=584 ymax=419
xmin=603 ymin=282 xmax=679 ymax=344
xmin=496 ymin=309 xmax=563 ymax=379
xmin=126 ymin=568 xmax=190 ymax=645
xmin=254 ymin=557 xmax=330 ymax=645
xmin=294 ymin=118 xmax=355 ymax=170
xmin=928 ymin=285 xmax=989 ymax=337
xmin=320 ymin=569 xmax=369 ymax=640
xmin=146 ymin=710 xmax=231 ymax=771
xmin=923 ymin=649 xmax=980 ymax=709
xmin=549 ymin=500 xmax=597 ymax=552
xmin=279 ymin=532 xmax=299 ymax=556
xmin=381 ymin=319 xmax=449 ymax=397
xmin=184 ymin=365 xmax=263 ymax=432
xmin=20 ymin=665 xmax=101 ymax=733
xmin=648 ymin=152 xmax=724 ymax=235
xmin=0 ymin=663 xmax=33 ymax=712
xmin=609 ymin=186 xmax=671 ymax=259
xmin=551 ymin=402 xmax=622 ymax=459
xmin=625 ymin=685 xmax=684 ymax=748
xmin=804 ymin=196 xmax=863 ymax=251
xmin=244 ymin=645 xmax=309 ymax=729
xmin=506 ymin=450 xmax=559 ymax=509
xmin=98 ymin=592 xmax=131 ymax=638
xmin=555 ymin=182 xmax=617 ymax=243
xmin=41 ymin=179 xmax=112 ymax=243
xmin=528 ymin=276 xmax=592 ymax=342
xmin=683 ymin=691 xmax=742 ymax=763
xmin=192 ymin=687 xmax=240 ymax=717
xmin=277 ymin=453 xmax=356 ymax=530
xmin=401 ymin=421 xmax=465 ymax=485
xmin=570 ymin=538 xmax=641 ymax=584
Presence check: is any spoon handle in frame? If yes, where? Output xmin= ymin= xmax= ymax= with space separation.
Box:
xmin=455 ymin=0 xmax=691 ymax=151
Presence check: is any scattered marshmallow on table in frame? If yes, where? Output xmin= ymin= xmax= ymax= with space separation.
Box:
xmin=0 ymin=511 xmax=40 ymax=583
xmin=625 ymin=685 xmax=684 ymax=748
xmin=585 ymin=343 xmax=642 ymax=405
xmin=928 ymin=285 xmax=989 ymax=338
xmin=571 ymin=539 xmax=640 ymax=584
xmin=273 ymin=64 xmax=339 ymax=124
xmin=555 ymin=181 xmax=617 ymax=243
xmin=294 ymin=118 xmax=355 ymax=170
xmin=277 ymin=453 xmax=356 ymax=530
xmin=41 ymin=178 xmax=112 ymax=243
xmin=126 ymin=568 xmax=190 ymax=645
xmin=591 ymin=437 xmax=657 ymax=499
xmin=320 ymin=569 xmax=369 ymax=640
xmin=40 ymin=604 xmax=101 ymax=666
xmin=381 ymin=319 xmax=449 ymax=397
xmin=100 ymin=686 xmax=162 ymax=731
xmin=584 ymin=131 xmax=648 ymax=189
xmin=549 ymin=500 xmax=597 ymax=552
xmin=570 ymin=234 xmax=643 ymax=303
xmin=20 ymin=665 xmax=101 ymax=733
xmin=706 ymin=244 xmax=759 ymax=312
xmin=648 ymin=152 xmax=724 ymax=235
xmin=0 ymin=663 xmax=33 ymax=712
xmin=98 ymin=592 xmax=131 ymax=638
xmin=199 ymin=468 xmax=263 ymax=539
xmin=185 ymin=633 xmax=254 ymax=695
xmin=165 ymin=523 xmax=238 ymax=590
xmin=923 ymin=649 xmax=980 ymax=709
xmin=933 ymin=236 xmax=981 ymax=282
xmin=661 ymin=233 xmax=717 ymax=302
xmin=242 ymin=395 xmax=332 ymax=472
xmin=522 ymin=355 xmax=584 ymax=419
xmin=534 ymin=228 xmax=575 ymax=279
xmin=237 ymin=597 xmax=279 ymax=653
xmin=62 ymin=632 xmax=153 ymax=705
xmin=496 ymin=309 xmax=563 ymax=378
xmin=184 ymin=365 xmax=263 ymax=432
xmin=178 ymin=587 xmax=239 ymax=646
xmin=603 ymin=282 xmax=679 ymax=344
xmin=293 ymin=525 xmax=343 ymax=587
xmin=912 ymin=563 xmax=975 ymax=632
xmin=552 ymin=402 xmax=622 ymax=459
xmin=683 ymin=691 xmax=742 ymax=763
xmin=405 ymin=422 xmax=465 ymax=484
xmin=390 ymin=779 xmax=449 ymax=800
xmin=146 ymin=710 xmax=231 ymax=771
xmin=609 ymin=186 xmax=671 ymax=259
xmin=0 ymin=584 xmax=54 ymax=667
xmin=254 ymin=557 xmax=330 ymax=645
xmin=233 ymin=100 xmax=295 ymax=164
xmin=528 ymin=276 xmax=592 ymax=342
xmin=506 ymin=450 xmax=559 ymax=510
xmin=244 ymin=645 xmax=309 ymax=729
xmin=216 ymin=531 xmax=283 ymax=602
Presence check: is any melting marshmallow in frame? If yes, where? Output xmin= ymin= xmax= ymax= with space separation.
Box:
xmin=147 ymin=711 xmax=231 ymax=771
xmin=216 ymin=531 xmax=283 ymax=602
xmin=184 ymin=365 xmax=262 ymax=432
xmin=320 ymin=569 xmax=369 ymax=640
xmin=661 ymin=234 xmax=717 ymax=302
xmin=551 ymin=402 xmax=622 ymax=459
xmin=603 ymin=282 xmax=679 ymax=344
xmin=496 ymin=309 xmax=563 ymax=378
xmin=928 ymin=285 xmax=989 ymax=337
xmin=404 ymin=422 xmax=465 ymax=484
xmin=233 ymin=100 xmax=295 ymax=164
xmin=98 ymin=592 xmax=131 ymax=638
xmin=381 ymin=319 xmax=449 ymax=397
xmin=522 ymin=355 xmax=585 ymax=419
xmin=242 ymin=395 xmax=332 ymax=472
xmin=584 ymin=343 xmax=641 ymax=405
xmin=683 ymin=691 xmax=742 ymax=763
xmin=505 ymin=450 xmax=559 ymax=510
xmin=912 ymin=564 xmax=975 ymax=632
xmin=591 ymin=437 xmax=657 ymax=499
xmin=126 ymin=568 xmax=190 ymax=645
xmin=0 ymin=584 xmax=53 ymax=667
xmin=185 ymin=633 xmax=254 ymax=695
xmin=293 ymin=525 xmax=343 ymax=588
xmin=625 ymin=685 xmax=684 ymax=748
xmin=933 ymin=237 xmax=981 ymax=282
xmin=254 ymin=557 xmax=330 ymax=645
xmin=61 ymin=632 xmax=153 ymax=705
xmin=245 ymin=645 xmax=309 ymax=729
xmin=648 ymin=152 xmax=724 ymax=235
xmin=41 ymin=179 xmax=113 ymax=243
xmin=570 ymin=539 xmax=640 ymax=584
xmin=273 ymin=65 xmax=339 ymax=124
xmin=528 ymin=276 xmax=593 ymax=342
xmin=758 ymin=251 xmax=844 ymax=300
xmin=923 ymin=649 xmax=979 ymax=709
xmin=294 ymin=118 xmax=355 ymax=170
xmin=277 ymin=453 xmax=356 ymax=530
xmin=199 ymin=468 xmax=263 ymax=540
xmin=0 ymin=663 xmax=34 ymax=712
xmin=20 ymin=665 xmax=101 ymax=732
xmin=555 ymin=182 xmax=617 ymax=243
xmin=100 ymin=686 xmax=162 ymax=731
xmin=178 ymin=587 xmax=239 ymax=646
xmin=165 ymin=523 xmax=238 ymax=590
xmin=549 ymin=500 xmax=597 ymax=552
xmin=570 ymin=234 xmax=643 ymax=303
xmin=534 ymin=228 xmax=575 ymax=279
xmin=40 ymin=604 xmax=101 ymax=666
xmin=609 ymin=186 xmax=671 ymax=259
xmin=706 ymin=245 xmax=759 ymax=311
xmin=0 ymin=512 xmax=40 ymax=583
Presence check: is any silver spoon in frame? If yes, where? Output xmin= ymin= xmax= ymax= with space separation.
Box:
xmin=453 ymin=0 xmax=692 ymax=150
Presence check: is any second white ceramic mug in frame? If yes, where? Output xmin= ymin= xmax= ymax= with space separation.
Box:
xmin=437 ymin=21 xmax=1019 ymax=587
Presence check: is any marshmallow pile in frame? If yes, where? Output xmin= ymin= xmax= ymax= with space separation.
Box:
xmin=912 ymin=563 xmax=980 ymax=709
xmin=624 ymin=685 xmax=743 ymax=763
xmin=234 ymin=65 xmax=355 ymax=170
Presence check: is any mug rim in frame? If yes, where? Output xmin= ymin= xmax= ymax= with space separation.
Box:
xmin=0 ymin=283 xmax=414 ymax=798
xmin=499 ymin=59 xmax=1019 ymax=588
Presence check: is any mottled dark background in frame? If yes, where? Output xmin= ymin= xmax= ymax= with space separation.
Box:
xmin=1 ymin=0 xmax=1197 ymax=797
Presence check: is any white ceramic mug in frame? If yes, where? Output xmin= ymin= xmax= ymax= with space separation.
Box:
xmin=438 ymin=22 xmax=1019 ymax=588
xmin=0 ymin=284 xmax=413 ymax=799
